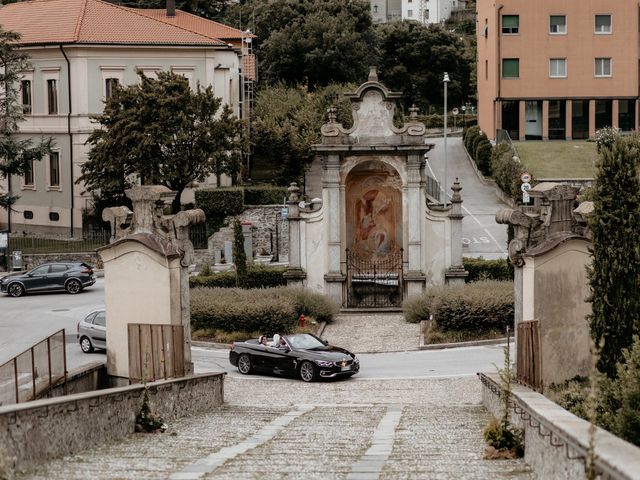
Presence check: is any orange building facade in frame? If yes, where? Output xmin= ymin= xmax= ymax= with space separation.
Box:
xmin=477 ymin=0 xmax=639 ymax=141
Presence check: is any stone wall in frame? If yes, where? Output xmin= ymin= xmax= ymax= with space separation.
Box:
xmin=0 ymin=373 xmax=225 ymax=471
xmin=14 ymin=252 xmax=101 ymax=270
xmin=479 ymin=373 xmax=640 ymax=480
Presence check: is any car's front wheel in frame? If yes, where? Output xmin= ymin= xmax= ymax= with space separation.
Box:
xmin=237 ymin=353 xmax=252 ymax=374
xmin=299 ymin=361 xmax=317 ymax=382
xmin=79 ymin=336 xmax=94 ymax=353
xmin=7 ymin=283 xmax=24 ymax=297
xmin=65 ymin=279 xmax=82 ymax=294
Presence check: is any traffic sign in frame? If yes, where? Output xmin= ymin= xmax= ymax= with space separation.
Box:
xmin=452 ymin=108 xmax=459 ymax=115
xmin=520 ymin=172 xmax=531 ymax=183
xmin=521 ymin=182 xmax=531 ymax=192
xmin=522 ymin=192 xmax=530 ymax=203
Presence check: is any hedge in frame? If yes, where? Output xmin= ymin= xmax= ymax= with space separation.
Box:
xmin=190 ymin=287 xmax=338 ymax=334
xmin=403 ymin=280 xmax=514 ymax=333
xmin=475 ymin=139 xmax=493 ymax=176
xmin=491 ymin=142 xmax=528 ymax=200
xmin=463 ymin=257 xmax=514 ymax=282
xmin=244 ymin=186 xmax=288 ymax=205
xmin=189 ymin=266 xmax=287 ymax=289
xmin=195 ymin=188 xmax=244 ymax=233
xmin=463 ymin=125 xmax=481 ymax=152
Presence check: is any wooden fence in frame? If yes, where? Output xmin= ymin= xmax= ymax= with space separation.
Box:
xmin=516 ymin=320 xmax=542 ymax=392
xmin=128 ymin=324 xmax=185 ymax=384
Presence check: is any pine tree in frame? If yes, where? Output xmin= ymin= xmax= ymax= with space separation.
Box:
xmin=588 ymin=135 xmax=640 ymax=378
xmin=0 ymin=27 xmax=52 ymax=210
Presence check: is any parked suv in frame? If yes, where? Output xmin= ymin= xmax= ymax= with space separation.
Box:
xmin=77 ymin=309 xmax=106 ymax=353
xmin=0 ymin=262 xmax=96 ymax=297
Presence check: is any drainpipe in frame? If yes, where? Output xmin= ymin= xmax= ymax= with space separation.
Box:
xmin=496 ymin=4 xmax=504 ymax=137
xmin=60 ymin=45 xmax=74 ymax=237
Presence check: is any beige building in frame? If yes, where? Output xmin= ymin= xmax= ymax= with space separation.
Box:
xmin=477 ymin=0 xmax=639 ymax=141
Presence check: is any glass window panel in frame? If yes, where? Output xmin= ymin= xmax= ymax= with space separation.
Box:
xmin=49 ymin=152 xmax=60 ymax=187
xmin=550 ymin=16 xmax=566 ymax=34
xmin=47 ymin=79 xmax=58 ymax=114
xmin=550 ymin=59 xmax=566 ymax=77
xmin=21 ymin=80 xmax=32 ymax=114
xmin=502 ymin=59 xmax=519 ymax=78
xmin=502 ymin=15 xmax=519 ymax=34
xmin=595 ymin=15 xmax=611 ymax=33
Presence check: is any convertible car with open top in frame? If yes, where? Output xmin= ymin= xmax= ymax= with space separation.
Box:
xmin=229 ymin=333 xmax=360 ymax=382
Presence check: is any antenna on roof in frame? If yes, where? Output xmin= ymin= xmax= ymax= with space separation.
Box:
xmin=166 ymin=0 xmax=176 ymax=17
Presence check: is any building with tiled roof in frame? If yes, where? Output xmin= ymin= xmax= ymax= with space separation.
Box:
xmin=0 ymin=0 xmax=256 ymax=236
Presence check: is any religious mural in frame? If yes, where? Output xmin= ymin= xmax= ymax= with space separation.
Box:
xmin=346 ymin=160 xmax=402 ymax=260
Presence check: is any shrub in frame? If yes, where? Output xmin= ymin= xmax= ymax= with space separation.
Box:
xmin=189 ymin=266 xmax=287 ymax=289
xmin=464 ymin=125 xmax=480 ymax=151
xmin=463 ymin=257 xmax=514 ymax=282
xmin=475 ymin=139 xmax=493 ymax=176
xmin=403 ymin=280 xmax=514 ymax=333
xmin=612 ymin=336 xmax=640 ymax=446
xmin=244 ymin=186 xmax=288 ymax=205
xmin=490 ymin=142 xmax=527 ymax=200
xmin=190 ymin=271 xmax=237 ymax=288
xmin=594 ymin=126 xmax=619 ymax=153
xmin=233 ymin=219 xmax=247 ymax=286
xmin=195 ymin=188 xmax=244 ymax=233
xmin=471 ymin=131 xmax=487 ymax=159
xmin=190 ymin=287 xmax=338 ymax=333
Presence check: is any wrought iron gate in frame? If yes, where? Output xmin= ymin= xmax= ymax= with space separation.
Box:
xmin=345 ymin=249 xmax=403 ymax=308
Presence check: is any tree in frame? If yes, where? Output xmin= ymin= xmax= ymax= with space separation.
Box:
xmin=588 ymin=135 xmax=640 ymax=378
xmin=224 ymin=0 xmax=376 ymax=90
xmin=233 ymin=219 xmax=247 ymax=286
xmin=111 ymin=0 xmax=241 ymax=22
xmin=375 ymin=21 xmax=471 ymax=112
xmin=0 ymin=27 xmax=53 ymax=210
xmin=79 ymin=71 xmax=245 ymax=214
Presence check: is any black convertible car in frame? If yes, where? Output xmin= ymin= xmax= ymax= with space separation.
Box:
xmin=229 ymin=333 xmax=360 ymax=382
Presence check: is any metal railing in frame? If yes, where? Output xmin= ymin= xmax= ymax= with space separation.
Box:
xmin=8 ymin=230 xmax=110 ymax=254
xmin=496 ymin=128 xmax=519 ymax=159
xmin=0 ymin=329 xmax=67 ymax=406
xmin=426 ymin=175 xmax=441 ymax=202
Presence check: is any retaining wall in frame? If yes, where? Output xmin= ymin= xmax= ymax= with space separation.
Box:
xmin=479 ymin=372 xmax=640 ymax=480
xmin=0 ymin=372 xmax=225 ymax=471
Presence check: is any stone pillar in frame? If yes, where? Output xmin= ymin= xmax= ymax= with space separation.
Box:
xmin=518 ymin=101 xmax=526 ymax=141
xmin=323 ymin=154 xmax=345 ymax=304
xmin=405 ymin=153 xmax=426 ymax=296
xmin=612 ymin=99 xmax=619 ymax=129
xmin=284 ymin=183 xmax=306 ymax=287
xmin=542 ymin=100 xmax=549 ymax=141
xmin=445 ymin=179 xmax=468 ymax=285
xmin=588 ymin=99 xmax=596 ymax=138
xmin=565 ymin=100 xmax=573 ymax=140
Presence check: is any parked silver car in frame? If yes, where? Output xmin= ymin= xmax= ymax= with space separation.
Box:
xmin=77 ymin=309 xmax=106 ymax=353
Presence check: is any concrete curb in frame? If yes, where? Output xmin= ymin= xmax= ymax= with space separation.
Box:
xmin=420 ymin=337 xmax=508 ymax=350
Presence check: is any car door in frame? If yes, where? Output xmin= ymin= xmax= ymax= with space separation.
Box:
xmin=90 ymin=311 xmax=107 ymax=349
xmin=23 ymin=265 xmax=51 ymax=291
xmin=44 ymin=264 xmax=69 ymax=289
xmin=270 ymin=342 xmax=297 ymax=375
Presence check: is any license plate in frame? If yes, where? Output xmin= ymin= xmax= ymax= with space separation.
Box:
xmin=341 ymin=365 xmax=350 ymax=371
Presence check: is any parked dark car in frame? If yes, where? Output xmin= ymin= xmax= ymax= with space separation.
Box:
xmin=0 ymin=262 xmax=96 ymax=297
xmin=77 ymin=309 xmax=106 ymax=353
xmin=229 ymin=333 xmax=360 ymax=382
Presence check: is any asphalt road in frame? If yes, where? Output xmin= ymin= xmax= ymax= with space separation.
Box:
xmin=426 ymin=136 xmax=509 ymax=259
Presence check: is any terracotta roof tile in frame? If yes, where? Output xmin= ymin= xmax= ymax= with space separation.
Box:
xmin=0 ymin=0 xmax=228 ymax=46
xmin=243 ymin=54 xmax=257 ymax=81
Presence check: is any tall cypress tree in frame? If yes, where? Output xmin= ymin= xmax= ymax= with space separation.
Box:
xmin=233 ymin=219 xmax=247 ymax=287
xmin=588 ymin=135 xmax=640 ymax=378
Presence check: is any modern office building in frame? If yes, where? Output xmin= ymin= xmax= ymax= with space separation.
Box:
xmin=477 ymin=0 xmax=639 ymax=141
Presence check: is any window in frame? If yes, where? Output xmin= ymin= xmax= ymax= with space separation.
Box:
xmin=550 ymin=15 xmax=567 ymax=34
xmin=595 ymin=15 xmax=611 ymax=34
xmin=407 ymin=9 xmax=413 ymax=17
xmin=47 ymin=79 xmax=58 ymax=114
xmin=373 ymin=5 xmax=378 ymax=13
xmin=502 ymin=58 xmax=519 ymax=78
xmin=93 ymin=312 xmax=106 ymax=327
xmin=502 ymin=15 xmax=519 ymax=34
xmin=21 ymin=80 xmax=32 ymax=114
xmin=31 ymin=265 xmax=50 ymax=276
xmin=50 ymin=264 xmax=68 ymax=273
xmin=48 ymin=152 xmax=60 ymax=188
xmin=49 ymin=212 xmax=60 ymax=221
xmin=23 ymin=210 xmax=34 ymax=220
xmin=24 ymin=160 xmax=34 ymax=186
xmin=549 ymin=58 xmax=567 ymax=78
xmin=425 ymin=9 xmax=429 ymax=20
xmin=595 ymin=58 xmax=612 ymax=77
xmin=105 ymin=78 xmax=119 ymax=100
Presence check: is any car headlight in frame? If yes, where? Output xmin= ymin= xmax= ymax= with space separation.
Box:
xmin=315 ymin=360 xmax=334 ymax=367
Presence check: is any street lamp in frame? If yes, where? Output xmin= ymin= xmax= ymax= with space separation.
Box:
xmin=461 ymin=105 xmax=466 ymax=129
xmin=443 ymin=72 xmax=450 ymax=207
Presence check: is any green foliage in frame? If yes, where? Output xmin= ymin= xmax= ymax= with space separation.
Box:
xmin=136 ymin=386 xmax=165 ymax=433
xmin=471 ymin=131 xmax=487 ymax=161
xmin=0 ymin=27 xmax=53 ymax=210
xmin=463 ymin=126 xmax=481 ymax=154
xmin=490 ymin=142 xmax=527 ymax=200
xmin=194 ymin=188 xmax=244 ymax=233
xmin=374 ymin=21 xmax=472 ymax=111
xmin=118 ymin=0 xmax=235 ymax=22
xmin=190 ymin=287 xmax=337 ymax=333
xmin=463 ymin=257 xmax=514 ymax=282
xmin=594 ymin=127 xmax=620 ymax=153
xmin=80 ymin=71 xmax=245 ymax=213
xmin=403 ymin=280 xmax=514 ymax=333
xmin=612 ymin=336 xmax=640 ymax=445
xmin=475 ymin=139 xmax=493 ymax=176
xmin=233 ymin=219 xmax=247 ymax=286
xmin=190 ymin=271 xmax=237 ymax=289
xmin=243 ymin=186 xmax=288 ymax=205
xmin=588 ymin=135 xmax=640 ymax=378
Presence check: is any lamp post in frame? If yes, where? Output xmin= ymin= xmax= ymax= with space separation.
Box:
xmin=461 ymin=105 xmax=466 ymax=129
xmin=443 ymin=72 xmax=450 ymax=207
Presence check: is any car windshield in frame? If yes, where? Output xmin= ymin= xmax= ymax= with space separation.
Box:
xmin=286 ymin=334 xmax=325 ymax=350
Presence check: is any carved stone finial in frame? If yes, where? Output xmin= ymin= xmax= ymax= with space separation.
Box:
xmin=451 ymin=178 xmax=462 ymax=203
xmin=368 ymin=66 xmax=378 ymax=82
xmin=287 ymin=182 xmax=300 ymax=202
xmin=409 ymin=104 xmax=419 ymax=120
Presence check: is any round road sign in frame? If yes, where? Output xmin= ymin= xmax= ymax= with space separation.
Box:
xmin=521 ymin=182 xmax=531 ymax=192
xmin=520 ymin=172 xmax=531 ymax=183
xmin=452 ymin=108 xmax=459 ymax=115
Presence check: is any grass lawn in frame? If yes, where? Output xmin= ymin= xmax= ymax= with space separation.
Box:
xmin=512 ymin=140 xmax=599 ymax=179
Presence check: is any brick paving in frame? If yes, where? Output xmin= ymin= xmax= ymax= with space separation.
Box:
xmin=18 ymin=313 xmax=535 ymax=479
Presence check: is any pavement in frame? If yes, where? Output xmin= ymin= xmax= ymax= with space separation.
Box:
xmin=19 ymin=313 xmax=536 ymax=480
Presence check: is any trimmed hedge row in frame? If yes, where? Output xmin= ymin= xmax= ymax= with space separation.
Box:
xmin=490 ymin=142 xmax=529 ymax=200
xmin=189 ymin=266 xmax=287 ymax=289
xmin=403 ymin=280 xmax=514 ymax=333
xmin=244 ymin=186 xmax=288 ymax=205
xmin=190 ymin=287 xmax=338 ymax=334
xmin=463 ymin=257 xmax=514 ymax=282
xmin=463 ymin=126 xmax=492 ymax=176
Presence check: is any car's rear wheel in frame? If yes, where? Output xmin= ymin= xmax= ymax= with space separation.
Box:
xmin=299 ymin=361 xmax=317 ymax=382
xmin=237 ymin=353 xmax=252 ymax=374
xmin=65 ymin=279 xmax=82 ymax=294
xmin=80 ymin=336 xmax=94 ymax=353
xmin=7 ymin=283 xmax=24 ymax=297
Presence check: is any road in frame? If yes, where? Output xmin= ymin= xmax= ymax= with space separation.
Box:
xmin=426 ymin=136 xmax=509 ymax=259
